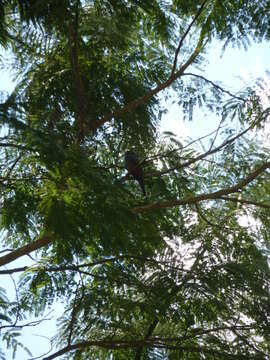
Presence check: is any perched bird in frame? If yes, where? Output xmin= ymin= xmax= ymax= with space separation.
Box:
xmin=124 ymin=150 xmax=146 ymax=196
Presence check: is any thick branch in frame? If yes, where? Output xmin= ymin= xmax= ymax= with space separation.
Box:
xmin=0 ymin=236 xmax=51 ymax=267
xmin=134 ymin=162 xmax=270 ymax=213
xmin=0 ymin=266 xmax=28 ymax=274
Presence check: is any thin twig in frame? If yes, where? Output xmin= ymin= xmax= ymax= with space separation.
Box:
xmin=142 ymin=124 xmax=226 ymax=165
xmin=171 ymin=0 xmax=209 ymax=76
xmin=208 ymin=118 xmax=223 ymax=151
xmin=28 ymin=334 xmax=53 ymax=360
xmin=218 ymin=196 xmax=270 ymax=209
xmin=183 ymin=73 xmax=246 ymax=102
xmin=157 ymin=124 xmax=253 ymax=177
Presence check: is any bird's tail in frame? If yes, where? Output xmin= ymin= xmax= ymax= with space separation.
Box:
xmin=138 ymin=178 xmax=146 ymax=196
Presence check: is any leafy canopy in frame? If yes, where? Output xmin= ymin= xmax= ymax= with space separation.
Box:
xmin=0 ymin=1 xmax=270 ymax=359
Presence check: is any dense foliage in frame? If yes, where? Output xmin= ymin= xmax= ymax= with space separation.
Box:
xmin=0 ymin=1 xmax=270 ymax=359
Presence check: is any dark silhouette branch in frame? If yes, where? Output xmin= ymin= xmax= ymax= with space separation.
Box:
xmin=1 ymin=155 xmax=23 ymax=185
xmin=171 ymin=0 xmax=209 ymax=76
xmin=67 ymin=284 xmax=82 ymax=346
xmin=157 ymin=124 xmax=253 ymax=177
xmin=0 ymin=312 xmax=53 ymax=331
xmin=143 ymin=123 xmax=226 ymax=165
xmin=183 ymin=72 xmax=246 ymax=101
xmin=28 ymin=334 xmax=53 ymax=360
xmin=0 ymin=254 xmax=172 ymax=274
xmin=0 ymin=248 xmax=13 ymax=254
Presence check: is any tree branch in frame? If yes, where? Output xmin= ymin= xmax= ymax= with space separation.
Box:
xmin=0 ymin=254 xmax=169 ymax=274
xmin=171 ymin=0 xmax=209 ymax=76
xmin=134 ymin=319 xmax=159 ymax=360
xmin=143 ymin=123 xmax=226 ymax=165
xmin=0 ymin=236 xmax=52 ymax=267
xmin=0 ymin=312 xmax=53 ymax=330
xmin=219 ymin=196 xmax=270 ymax=209
xmin=157 ymin=124 xmax=253 ymax=177
xmin=43 ymin=336 xmax=255 ymax=360
xmin=1 ymin=159 xmax=267 ymax=268
xmin=90 ymin=4 xmax=208 ymax=132
xmin=68 ymin=8 xmax=89 ymax=142
xmin=183 ymin=72 xmax=246 ymax=101
xmin=0 ymin=142 xmax=33 ymax=151
xmin=134 ymin=162 xmax=270 ymax=213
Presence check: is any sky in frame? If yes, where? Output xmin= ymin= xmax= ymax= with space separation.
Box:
xmin=161 ymin=41 xmax=270 ymax=140
xmin=0 ymin=38 xmax=270 ymax=359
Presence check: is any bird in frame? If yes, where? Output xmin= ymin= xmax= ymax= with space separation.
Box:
xmin=124 ymin=150 xmax=146 ymax=196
